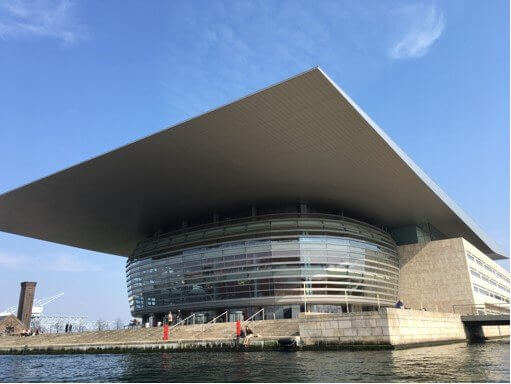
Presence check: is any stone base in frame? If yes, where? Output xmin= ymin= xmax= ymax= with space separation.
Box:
xmin=299 ymin=308 xmax=508 ymax=347
xmin=0 ymin=310 xmax=508 ymax=355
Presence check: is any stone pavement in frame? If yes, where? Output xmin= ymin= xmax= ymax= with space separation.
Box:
xmin=0 ymin=319 xmax=299 ymax=348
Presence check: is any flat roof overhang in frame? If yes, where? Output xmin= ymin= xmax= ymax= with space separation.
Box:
xmin=0 ymin=68 xmax=505 ymax=259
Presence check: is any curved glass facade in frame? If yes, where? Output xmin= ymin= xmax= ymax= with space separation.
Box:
xmin=126 ymin=213 xmax=399 ymax=319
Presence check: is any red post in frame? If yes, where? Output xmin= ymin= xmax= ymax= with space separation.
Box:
xmin=163 ymin=324 xmax=169 ymax=340
xmin=236 ymin=320 xmax=241 ymax=337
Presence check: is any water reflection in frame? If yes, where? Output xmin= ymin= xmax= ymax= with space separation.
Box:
xmin=387 ymin=341 xmax=509 ymax=382
xmin=117 ymin=351 xmax=308 ymax=382
xmin=0 ymin=339 xmax=508 ymax=382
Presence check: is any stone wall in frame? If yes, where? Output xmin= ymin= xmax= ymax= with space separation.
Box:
xmin=463 ymin=324 xmax=510 ymax=341
xmin=386 ymin=308 xmax=467 ymax=345
xmin=299 ymin=311 xmax=390 ymax=346
xmin=397 ymin=238 xmax=475 ymax=313
xmin=299 ymin=308 xmax=468 ymax=347
xmin=482 ymin=325 xmax=510 ymax=338
xmin=481 ymin=325 xmax=509 ymax=339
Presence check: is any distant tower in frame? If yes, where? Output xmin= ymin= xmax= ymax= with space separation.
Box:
xmin=17 ymin=282 xmax=36 ymax=330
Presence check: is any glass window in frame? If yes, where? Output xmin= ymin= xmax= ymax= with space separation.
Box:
xmin=127 ymin=217 xmax=400 ymax=314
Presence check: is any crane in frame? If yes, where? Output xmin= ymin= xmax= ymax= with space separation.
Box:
xmin=32 ymin=293 xmax=64 ymax=316
xmin=0 ymin=305 xmax=16 ymax=316
xmin=2 ymin=291 xmax=97 ymax=333
xmin=0 ymin=293 xmax=64 ymax=317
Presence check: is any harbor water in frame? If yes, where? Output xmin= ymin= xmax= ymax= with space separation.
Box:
xmin=0 ymin=339 xmax=509 ymax=382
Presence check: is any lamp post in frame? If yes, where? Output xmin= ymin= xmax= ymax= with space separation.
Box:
xmin=303 ymin=281 xmax=307 ymax=313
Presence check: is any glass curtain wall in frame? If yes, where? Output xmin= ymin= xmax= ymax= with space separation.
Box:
xmin=126 ymin=213 xmax=399 ymax=319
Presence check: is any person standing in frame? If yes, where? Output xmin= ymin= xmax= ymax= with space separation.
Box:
xmin=167 ymin=311 xmax=173 ymax=325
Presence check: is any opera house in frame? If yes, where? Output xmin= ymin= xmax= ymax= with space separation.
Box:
xmin=0 ymin=68 xmax=508 ymax=325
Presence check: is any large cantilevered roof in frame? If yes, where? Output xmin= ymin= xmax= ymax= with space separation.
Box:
xmin=0 ymin=68 xmax=505 ymax=259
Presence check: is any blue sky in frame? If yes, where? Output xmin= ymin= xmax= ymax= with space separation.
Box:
xmin=0 ymin=0 xmax=508 ymax=322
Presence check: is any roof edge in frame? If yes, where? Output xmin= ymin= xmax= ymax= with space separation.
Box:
xmin=0 ymin=67 xmax=323 ymax=198
xmin=316 ymin=67 xmax=506 ymax=259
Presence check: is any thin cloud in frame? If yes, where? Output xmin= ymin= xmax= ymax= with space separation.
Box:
xmin=51 ymin=254 xmax=102 ymax=272
xmin=0 ymin=0 xmax=87 ymax=43
xmin=390 ymin=2 xmax=445 ymax=60
xmin=0 ymin=252 xmax=102 ymax=272
xmin=0 ymin=252 xmax=32 ymax=268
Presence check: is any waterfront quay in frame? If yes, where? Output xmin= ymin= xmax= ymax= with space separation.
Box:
xmin=0 ymin=308 xmax=508 ymax=355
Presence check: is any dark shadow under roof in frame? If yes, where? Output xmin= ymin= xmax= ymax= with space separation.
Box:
xmin=0 ymin=68 xmax=505 ymax=259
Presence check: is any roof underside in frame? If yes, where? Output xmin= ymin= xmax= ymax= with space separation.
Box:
xmin=0 ymin=68 xmax=505 ymax=259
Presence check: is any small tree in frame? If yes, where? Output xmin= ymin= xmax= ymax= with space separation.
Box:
xmin=77 ymin=322 xmax=86 ymax=332
xmin=31 ymin=317 xmax=41 ymax=332
xmin=115 ymin=318 xmax=123 ymax=330
xmin=54 ymin=321 xmax=63 ymax=333
xmin=95 ymin=319 xmax=108 ymax=331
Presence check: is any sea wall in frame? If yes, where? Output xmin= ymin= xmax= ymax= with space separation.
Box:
xmin=0 ymin=337 xmax=300 ymax=355
xmin=0 ymin=309 xmax=508 ymax=355
xmin=482 ymin=325 xmax=510 ymax=338
xmin=299 ymin=308 xmax=469 ymax=347
xmin=463 ymin=325 xmax=511 ymax=341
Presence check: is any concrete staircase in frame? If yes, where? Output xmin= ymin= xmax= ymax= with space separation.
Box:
xmin=0 ymin=319 xmax=300 ymax=347
xmin=242 ymin=319 xmax=299 ymax=338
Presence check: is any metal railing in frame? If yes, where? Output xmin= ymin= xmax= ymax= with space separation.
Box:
xmin=453 ymin=303 xmax=510 ymax=316
xmin=207 ymin=310 xmax=229 ymax=324
xmin=241 ymin=308 xmax=264 ymax=326
xmin=192 ymin=311 xmax=229 ymax=339
xmin=169 ymin=313 xmax=196 ymax=331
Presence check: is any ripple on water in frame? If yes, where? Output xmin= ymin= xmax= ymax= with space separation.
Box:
xmin=0 ymin=339 xmax=508 ymax=382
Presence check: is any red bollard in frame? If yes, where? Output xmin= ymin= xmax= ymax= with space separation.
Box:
xmin=236 ymin=320 xmax=241 ymax=337
xmin=163 ymin=324 xmax=169 ymax=340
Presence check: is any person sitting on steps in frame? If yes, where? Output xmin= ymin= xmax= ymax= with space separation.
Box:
xmin=243 ymin=326 xmax=258 ymax=346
